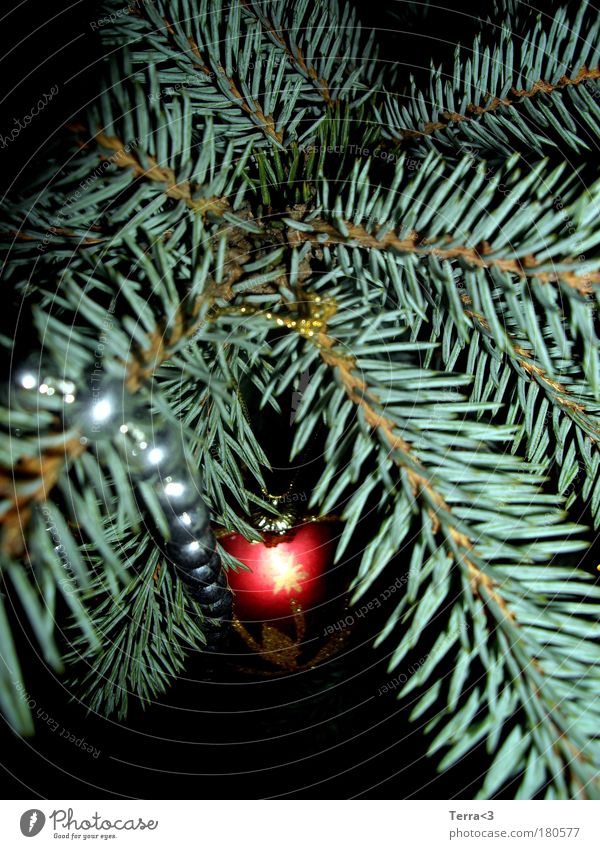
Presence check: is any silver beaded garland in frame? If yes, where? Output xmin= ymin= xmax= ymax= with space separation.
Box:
xmin=16 ymin=369 xmax=232 ymax=650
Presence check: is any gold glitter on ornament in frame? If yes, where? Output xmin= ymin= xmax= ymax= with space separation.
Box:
xmin=232 ymin=597 xmax=351 ymax=674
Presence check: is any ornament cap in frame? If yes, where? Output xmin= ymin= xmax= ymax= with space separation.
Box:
xmin=252 ymin=492 xmax=298 ymax=537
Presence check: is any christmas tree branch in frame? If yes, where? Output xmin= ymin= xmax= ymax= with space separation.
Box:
xmin=391 ymin=64 xmax=600 ymax=142
xmin=68 ymin=535 xmax=216 ymax=719
xmin=144 ymin=7 xmax=285 ymax=144
xmin=286 ymin=149 xmax=600 ymax=394
xmin=289 ymin=218 xmax=599 ymax=292
xmin=381 ymin=1 xmax=600 ymax=157
xmin=462 ymin=298 xmax=600 ymax=433
xmin=312 ymin=324 xmax=598 ymax=798
xmin=316 ymin=330 xmax=514 ymax=612
xmin=0 ymin=436 xmax=85 ymax=556
xmin=95 ymin=132 xmax=231 ymax=216
xmin=241 ymin=0 xmax=383 ymax=108
xmin=423 ymin=292 xmax=600 ymax=528
xmin=243 ymin=0 xmax=334 ymax=105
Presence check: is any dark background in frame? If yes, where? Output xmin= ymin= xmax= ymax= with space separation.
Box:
xmin=0 ymin=0 xmax=584 ymax=801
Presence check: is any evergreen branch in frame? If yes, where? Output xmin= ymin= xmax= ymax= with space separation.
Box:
xmin=380 ymin=0 xmax=600 ymax=157
xmin=315 ymin=331 xmax=513 ymax=615
xmin=100 ymin=0 xmax=329 ymax=149
xmin=390 ymin=64 xmax=600 ymax=142
xmin=244 ymin=0 xmax=335 ymax=104
xmin=243 ymin=0 xmax=382 ymax=106
xmin=461 ymin=296 xmax=600 ymax=431
xmin=95 ymin=132 xmax=231 ymax=216
xmin=98 ymin=0 xmax=380 ymax=150
xmin=121 ymin=244 xmax=291 ymax=389
xmin=159 ymin=348 xmax=273 ymax=531
xmin=289 ymin=217 xmax=599 ymax=292
xmin=69 ymin=537 xmax=214 ymax=719
xmin=0 ymin=573 xmax=35 ymax=735
xmin=421 ymin=293 xmax=600 ymax=528
xmin=286 ymin=151 xmax=600 ymax=393
xmin=461 ymin=302 xmax=600 ymax=525
xmin=307 ymin=318 xmax=598 ymax=798
xmin=143 ymin=2 xmax=286 ymax=144
xmin=1 ymin=111 xmax=252 ymax=266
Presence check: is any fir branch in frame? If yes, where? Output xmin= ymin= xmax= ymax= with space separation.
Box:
xmin=69 ymin=537 xmax=215 ymax=719
xmin=461 ymin=296 xmax=600 ymax=431
xmin=315 ymin=330 xmax=513 ymax=612
xmin=289 ymin=217 xmax=599 ymax=292
xmin=108 ymin=0 xmax=317 ymax=148
xmin=242 ymin=0 xmax=382 ymax=107
xmin=286 ymin=150 xmax=600 ymax=394
xmin=391 ymin=64 xmax=600 ymax=142
xmin=244 ymin=0 xmax=335 ymax=105
xmin=421 ymin=293 xmax=600 ymax=528
xmin=380 ymin=0 xmax=600 ymax=157
xmin=309 ymin=320 xmax=598 ymax=798
xmin=95 ymin=132 xmax=231 ymax=216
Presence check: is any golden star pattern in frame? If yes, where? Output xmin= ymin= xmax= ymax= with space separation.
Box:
xmin=269 ymin=550 xmax=309 ymax=595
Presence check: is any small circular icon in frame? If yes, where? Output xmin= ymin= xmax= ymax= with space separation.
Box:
xmin=20 ymin=810 xmax=46 ymax=837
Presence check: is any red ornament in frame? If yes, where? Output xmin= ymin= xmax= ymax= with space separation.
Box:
xmin=222 ymin=520 xmax=337 ymax=622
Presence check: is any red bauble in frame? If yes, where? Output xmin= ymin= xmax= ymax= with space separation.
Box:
xmin=222 ymin=520 xmax=337 ymax=622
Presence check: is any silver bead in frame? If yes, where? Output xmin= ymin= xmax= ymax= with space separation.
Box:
xmin=79 ymin=379 xmax=128 ymax=441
